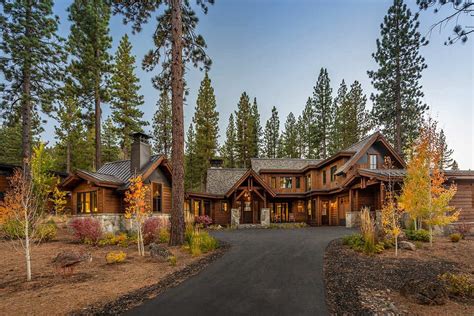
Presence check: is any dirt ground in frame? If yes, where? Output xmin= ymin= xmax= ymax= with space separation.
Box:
xmin=325 ymin=236 xmax=474 ymax=315
xmin=0 ymin=230 xmax=209 ymax=316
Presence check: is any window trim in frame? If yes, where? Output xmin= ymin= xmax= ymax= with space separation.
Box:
xmin=280 ymin=176 xmax=293 ymax=189
xmin=330 ymin=166 xmax=337 ymax=182
xmin=76 ymin=191 xmax=98 ymax=214
xmin=221 ymin=201 xmax=229 ymax=212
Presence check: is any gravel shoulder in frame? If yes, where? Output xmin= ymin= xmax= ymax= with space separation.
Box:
xmin=324 ymin=237 xmax=474 ymax=315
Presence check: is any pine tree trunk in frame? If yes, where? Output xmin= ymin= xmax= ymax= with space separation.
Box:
xmin=394 ymin=13 xmax=402 ymax=155
xmin=94 ymin=47 xmax=102 ymax=170
xmin=95 ymin=85 xmax=101 ymax=170
xmin=21 ymin=2 xmax=32 ymax=175
xmin=66 ymin=141 xmax=71 ymax=174
xmin=169 ymin=0 xmax=185 ymax=246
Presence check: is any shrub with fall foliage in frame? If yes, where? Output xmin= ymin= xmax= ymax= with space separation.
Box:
xmin=106 ymin=251 xmax=127 ymax=264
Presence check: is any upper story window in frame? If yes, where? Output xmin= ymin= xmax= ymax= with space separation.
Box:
xmin=306 ymin=174 xmax=312 ymax=190
xmin=271 ymin=177 xmax=276 ymax=188
xmin=295 ymin=177 xmax=301 ymax=189
xmin=369 ymin=154 xmax=378 ymax=169
xmin=330 ymin=166 xmax=337 ymax=182
xmin=280 ymin=177 xmax=292 ymax=189
xmin=77 ymin=191 xmax=97 ymax=213
xmin=322 ymin=170 xmax=327 ymax=185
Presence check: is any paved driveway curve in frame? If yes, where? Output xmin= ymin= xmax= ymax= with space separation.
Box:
xmin=127 ymin=227 xmax=351 ymax=316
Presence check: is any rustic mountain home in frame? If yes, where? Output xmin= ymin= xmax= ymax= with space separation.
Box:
xmin=60 ymin=133 xmax=172 ymax=231
xmin=186 ymin=132 xmax=474 ymax=228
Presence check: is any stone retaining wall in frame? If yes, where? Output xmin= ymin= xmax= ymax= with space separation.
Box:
xmin=69 ymin=213 xmax=171 ymax=233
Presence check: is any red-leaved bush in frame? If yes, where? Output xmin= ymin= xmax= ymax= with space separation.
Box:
xmin=195 ymin=215 xmax=213 ymax=228
xmin=143 ymin=216 xmax=170 ymax=245
xmin=69 ymin=217 xmax=102 ymax=244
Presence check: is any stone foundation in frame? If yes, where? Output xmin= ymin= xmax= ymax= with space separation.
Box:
xmin=69 ymin=213 xmax=171 ymax=233
xmin=260 ymin=208 xmax=270 ymax=227
xmin=345 ymin=211 xmax=360 ymax=228
xmin=231 ymin=208 xmax=240 ymax=228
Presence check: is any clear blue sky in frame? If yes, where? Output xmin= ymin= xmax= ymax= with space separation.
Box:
xmin=46 ymin=0 xmax=473 ymax=168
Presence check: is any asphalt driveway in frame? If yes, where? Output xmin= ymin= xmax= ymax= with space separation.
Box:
xmin=127 ymin=227 xmax=351 ymax=316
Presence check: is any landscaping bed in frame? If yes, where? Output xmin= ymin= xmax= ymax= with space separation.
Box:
xmin=0 ymin=229 xmax=227 ymax=315
xmin=324 ymin=237 xmax=474 ymax=315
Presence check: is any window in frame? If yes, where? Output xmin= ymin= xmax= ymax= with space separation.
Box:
xmin=330 ymin=166 xmax=337 ymax=182
xmin=184 ymin=200 xmax=190 ymax=213
xmin=193 ymin=200 xmax=201 ymax=216
xmin=307 ymin=200 xmax=312 ymax=216
xmin=152 ymin=182 xmax=162 ymax=213
xmin=77 ymin=191 xmax=97 ymax=213
xmin=296 ymin=177 xmax=301 ymax=189
xmin=297 ymin=201 xmax=304 ymax=213
xmin=369 ymin=154 xmax=377 ymax=169
xmin=271 ymin=177 xmax=276 ymax=188
xmin=280 ymin=177 xmax=292 ymax=189
xmin=221 ymin=201 xmax=229 ymax=212
xmin=306 ymin=175 xmax=312 ymax=190
xmin=322 ymin=170 xmax=327 ymax=185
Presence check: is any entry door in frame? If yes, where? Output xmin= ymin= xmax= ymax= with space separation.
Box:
xmin=242 ymin=201 xmax=253 ymax=224
xmin=321 ymin=201 xmax=329 ymax=225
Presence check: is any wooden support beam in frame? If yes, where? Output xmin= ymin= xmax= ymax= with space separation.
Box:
xmin=253 ymin=188 xmax=265 ymax=202
xmin=235 ymin=189 xmax=247 ymax=202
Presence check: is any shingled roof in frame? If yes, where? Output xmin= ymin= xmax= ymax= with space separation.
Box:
xmin=250 ymin=158 xmax=322 ymax=173
xmin=206 ymin=168 xmax=247 ymax=195
xmin=359 ymin=168 xmax=474 ymax=180
xmin=64 ymin=155 xmax=166 ymax=189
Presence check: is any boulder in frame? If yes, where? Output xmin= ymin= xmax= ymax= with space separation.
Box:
xmin=401 ymin=278 xmax=448 ymax=305
xmin=398 ymin=240 xmax=416 ymax=251
xmin=148 ymin=243 xmax=172 ymax=261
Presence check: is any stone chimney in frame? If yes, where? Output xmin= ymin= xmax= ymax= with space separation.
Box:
xmin=130 ymin=132 xmax=152 ymax=175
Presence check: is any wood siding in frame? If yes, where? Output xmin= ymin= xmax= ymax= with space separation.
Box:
xmin=450 ymin=181 xmax=474 ymax=222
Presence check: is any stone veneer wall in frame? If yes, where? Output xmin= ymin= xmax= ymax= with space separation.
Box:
xmin=70 ymin=213 xmax=171 ymax=233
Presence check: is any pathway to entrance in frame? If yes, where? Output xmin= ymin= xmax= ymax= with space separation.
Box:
xmin=127 ymin=227 xmax=352 ymax=316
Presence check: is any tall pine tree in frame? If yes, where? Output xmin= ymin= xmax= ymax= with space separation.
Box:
xmin=368 ymin=0 xmax=427 ymax=155
xmin=222 ymin=113 xmax=236 ymax=168
xmin=184 ymin=123 xmax=199 ymax=191
xmin=438 ymin=129 xmax=454 ymax=169
xmin=330 ymin=80 xmax=348 ymax=155
xmin=0 ymin=0 xmax=65 ymax=171
xmin=110 ymin=34 xmax=147 ymax=159
xmin=282 ymin=112 xmax=299 ymax=158
xmin=301 ymin=97 xmax=318 ymax=158
xmin=54 ymin=79 xmax=87 ymax=173
xmin=313 ymin=68 xmax=333 ymax=159
xmin=348 ymin=80 xmax=370 ymax=141
xmin=250 ymin=97 xmax=262 ymax=158
xmin=68 ymin=0 xmax=112 ymax=169
xmin=101 ymin=117 xmax=121 ymax=163
xmin=193 ymin=72 xmax=219 ymax=189
xmin=153 ymin=91 xmax=172 ymax=157
xmin=263 ymin=106 xmax=280 ymax=158
xmin=235 ymin=92 xmax=254 ymax=167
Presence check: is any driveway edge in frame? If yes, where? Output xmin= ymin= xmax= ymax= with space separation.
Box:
xmin=70 ymin=242 xmax=230 ymax=316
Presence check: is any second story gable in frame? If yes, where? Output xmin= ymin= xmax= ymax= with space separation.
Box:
xmin=205 ymin=132 xmax=405 ymax=196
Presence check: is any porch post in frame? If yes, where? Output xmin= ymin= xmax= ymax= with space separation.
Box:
xmin=348 ymin=189 xmax=353 ymax=212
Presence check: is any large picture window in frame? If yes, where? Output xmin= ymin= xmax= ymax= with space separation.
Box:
xmin=77 ymin=191 xmax=97 ymax=213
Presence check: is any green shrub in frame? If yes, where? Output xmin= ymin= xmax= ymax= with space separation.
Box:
xmin=1 ymin=219 xmax=25 ymax=239
xmin=449 ymin=233 xmax=462 ymax=243
xmin=405 ymin=229 xmax=430 ymax=242
xmin=184 ymin=225 xmax=218 ymax=256
xmin=414 ymin=241 xmax=423 ymax=249
xmin=35 ymin=223 xmax=57 ymax=241
xmin=157 ymin=229 xmax=170 ymax=243
xmin=439 ymin=273 xmax=474 ymax=298
xmin=168 ymin=255 xmax=177 ymax=266
xmin=342 ymin=233 xmax=383 ymax=254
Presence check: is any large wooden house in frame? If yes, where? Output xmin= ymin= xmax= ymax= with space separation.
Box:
xmin=61 ymin=133 xmax=172 ymax=217
xmin=186 ymin=132 xmax=474 ymax=227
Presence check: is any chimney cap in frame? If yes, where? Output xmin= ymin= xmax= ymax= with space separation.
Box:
xmin=131 ymin=132 xmax=152 ymax=140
